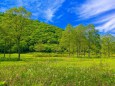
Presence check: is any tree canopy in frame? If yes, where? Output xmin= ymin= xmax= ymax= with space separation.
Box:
xmin=0 ymin=7 xmax=115 ymax=59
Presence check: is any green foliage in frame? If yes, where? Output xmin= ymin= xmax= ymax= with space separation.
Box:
xmin=85 ymin=24 xmax=101 ymax=57
xmin=0 ymin=81 xmax=7 ymax=86
xmin=0 ymin=7 xmax=115 ymax=59
xmin=30 ymin=21 xmax=63 ymax=52
xmin=59 ymin=24 xmax=103 ymax=57
xmin=60 ymin=24 xmax=75 ymax=55
xmin=0 ymin=7 xmax=63 ymax=58
xmin=101 ymin=34 xmax=115 ymax=57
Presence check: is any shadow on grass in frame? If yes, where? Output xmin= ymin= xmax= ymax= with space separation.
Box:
xmin=0 ymin=57 xmax=22 ymax=62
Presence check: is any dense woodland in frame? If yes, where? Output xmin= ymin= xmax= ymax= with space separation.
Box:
xmin=0 ymin=7 xmax=115 ymax=60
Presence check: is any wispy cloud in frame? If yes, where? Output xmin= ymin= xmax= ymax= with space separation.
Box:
xmin=23 ymin=0 xmax=65 ymax=22
xmin=77 ymin=0 xmax=115 ymax=19
xmin=96 ymin=17 xmax=115 ymax=32
xmin=94 ymin=14 xmax=115 ymax=24
xmin=0 ymin=0 xmax=65 ymax=22
xmin=93 ymin=13 xmax=115 ymax=32
xmin=57 ymin=14 xmax=63 ymax=19
xmin=75 ymin=0 xmax=115 ymax=34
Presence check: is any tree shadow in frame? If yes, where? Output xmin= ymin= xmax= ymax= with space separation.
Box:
xmin=0 ymin=57 xmax=22 ymax=62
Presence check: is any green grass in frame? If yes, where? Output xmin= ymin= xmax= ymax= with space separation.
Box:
xmin=0 ymin=53 xmax=115 ymax=86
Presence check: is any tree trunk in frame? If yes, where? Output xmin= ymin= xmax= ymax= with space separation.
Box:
xmin=88 ymin=40 xmax=91 ymax=58
xmin=17 ymin=39 xmax=21 ymax=60
xmin=88 ymin=47 xmax=90 ymax=58
xmin=4 ymin=40 xmax=6 ymax=58
xmin=68 ymin=50 xmax=70 ymax=57
xmin=9 ymin=40 xmax=11 ymax=58
xmin=79 ymin=45 xmax=80 ymax=57
xmin=84 ymin=48 xmax=86 ymax=57
xmin=68 ymin=39 xmax=71 ymax=57
xmin=77 ymin=47 xmax=79 ymax=57
xmin=68 ymin=33 xmax=70 ymax=57
xmin=108 ymin=43 xmax=110 ymax=57
xmin=99 ymin=52 xmax=101 ymax=58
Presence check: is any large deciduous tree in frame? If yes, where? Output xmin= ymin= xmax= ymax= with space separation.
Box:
xmin=5 ymin=7 xmax=31 ymax=60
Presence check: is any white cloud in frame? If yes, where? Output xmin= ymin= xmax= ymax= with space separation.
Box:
xmin=93 ymin=13 xmax=115 ymax=32
xmin=22 ymin=0 xmax=65 ymax=22
xmin=96 ymin=18 xmax=115 ymax=32
xmin=75 ymin=0 xmax=115 ymax=34
xmin=94 ymin=14 xmax=115 ymax=24
xmin=44 ymin=9 xmax=54 ymax=22
xmin=77 ymin=0 xmax=115 ymax=19
xmin=0 ymin=0 xmax=65 ymax=22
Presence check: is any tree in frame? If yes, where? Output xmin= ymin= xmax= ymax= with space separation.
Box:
xmin=101 ymin=34 xmax=114 ymax=57
xmin=60 ymin=24 xmax=74 ymax=57
xmin=31 ymin=21 xmax=63 ymax=53
xmin=5 ymin=7 xmax=31 ymax=60
xmin=85 ymin=24 xmax=101 ymax=57
xmin=74 ymin=24 xmax=88 ymax=57
xmin=0 ymin=12 xmax=14 ymax=58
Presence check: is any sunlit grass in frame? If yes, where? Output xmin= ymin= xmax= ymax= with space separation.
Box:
xmin=0 ymin=53 xmax=115 ymax=86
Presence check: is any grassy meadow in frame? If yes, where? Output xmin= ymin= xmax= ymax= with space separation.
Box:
xmin=0 ymin=53 xmax=115 ymax=86
xmin=0 ymin=3 xmax=115 ymax=86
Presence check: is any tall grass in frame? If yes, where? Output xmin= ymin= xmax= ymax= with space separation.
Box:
xmin=0 ymin=54 xmax=115 ymax=86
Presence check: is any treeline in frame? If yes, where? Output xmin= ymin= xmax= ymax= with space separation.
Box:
xmin=0 ymin=7 xmax=62 ymax=60
xmin=60 ymin=24 xmax=115 ymax=57
xmin=0 ymin=7 xmax=115 ymax=60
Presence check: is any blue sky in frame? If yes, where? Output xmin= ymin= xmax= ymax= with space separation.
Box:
xmin=0 ymin=0 xmax=115 ymax=35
